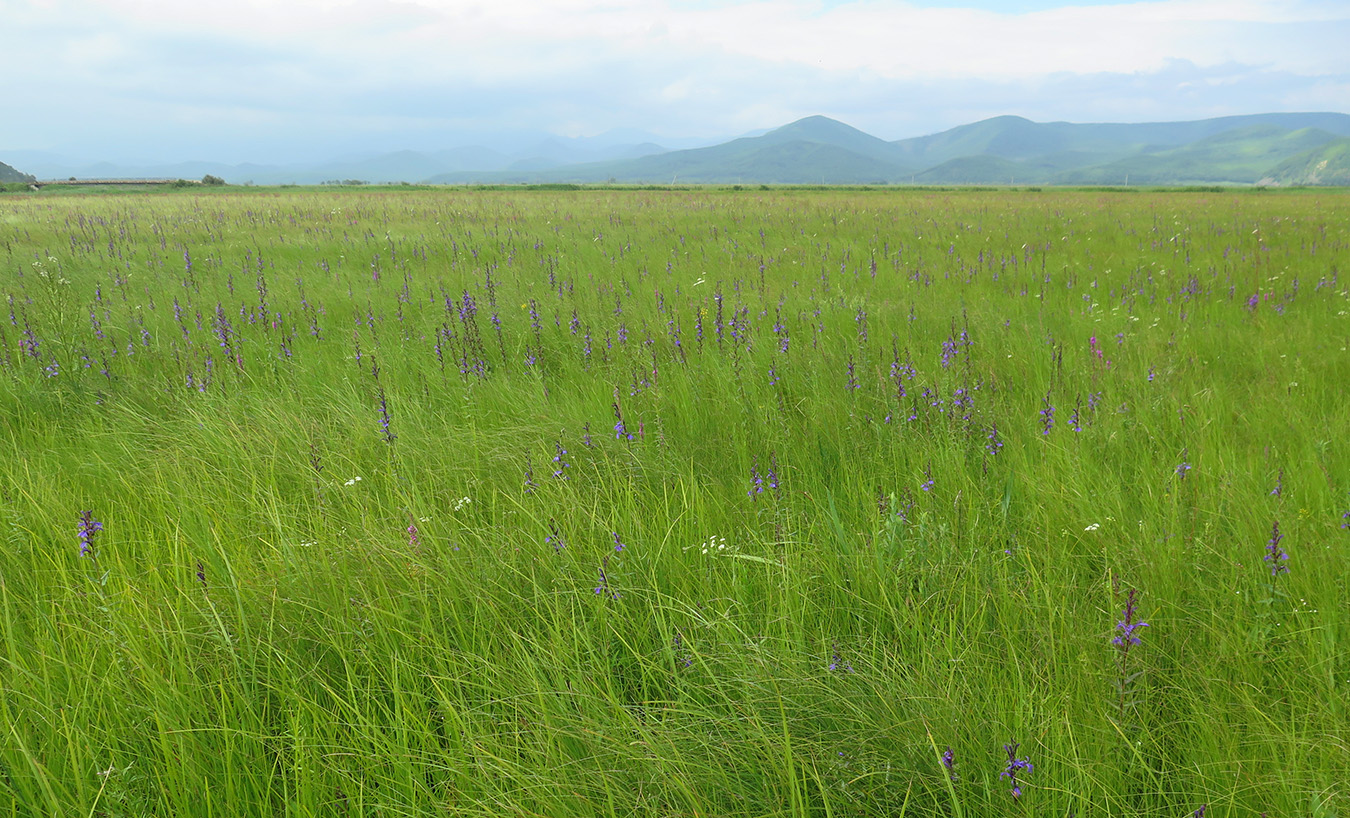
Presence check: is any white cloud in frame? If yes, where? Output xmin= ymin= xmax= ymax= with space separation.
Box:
xmin=2 ymin=0 xmax=1346 ymax=162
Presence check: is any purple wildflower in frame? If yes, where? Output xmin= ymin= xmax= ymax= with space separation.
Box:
xmin=1040 ymin=391 xmax=1055 ymax=435
xmin=1176 ymin=458 xmax=1191 ymax=481
xmin=940 ymin=336 xmax=958 ymax=368
xmin=673 ymin=629 xmax=693 ymax=668
xmin=920 ymin=462 xmax=934 ymax=493
xmin=594 ymin=555 xmax=620 ymax=599
xmin=545 ymin=519 xmax=566 ymax=552
xmin=827 ymin=642 xmax=854 ymax=673
xmin=748 ymin=458 xmax=764 ymax=500
xmin=77 ymin=510 xmax=102 ymax=559
xmin=941 ymin=746 xmax=957 ymax=782
xmin=1000 ymin=740 xmax=1032 ymax=799
xmin=523 ymin=459 xmax=537 ymax=494
xmin=1265 ymin=520 xmax=1288 ymax=575
xmin=1270 ymin=469 xmax=1283 ymax=498
xmin=986 ymin=423 xmax=1004 ymax=457
xmin=612 ymin=403 xmax=632 ymax=441
xmin=1113 ymin=588 xmax=1149 ymax=649
xmin=611 ymin=531 xmax=625 ymax=552
xmin=1193 ymin=806 xmax=1207 ymax=818
xmin=551 ymin=440 xmax=569 ymax=479
xmin=377 ymin=386 xmax=395 ymax=444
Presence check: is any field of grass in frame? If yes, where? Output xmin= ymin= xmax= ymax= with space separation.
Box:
xmin=1 ymin=186 xmax=1347 ymax=817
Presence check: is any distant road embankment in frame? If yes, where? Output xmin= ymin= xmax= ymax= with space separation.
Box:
xmin=34 ymin=178 xmax=197 ymax=187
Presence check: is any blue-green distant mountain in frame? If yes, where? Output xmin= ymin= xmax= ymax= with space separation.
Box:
xmin=18 ymin=113 xmax=1350 ymax=186
xmin=423 ymin=112 xmax=1350 ymax=186
xmin=429 ymin=116 xmax=917 ymax=185
xmin=1052 ymin=125 xmax=1343 ymax=185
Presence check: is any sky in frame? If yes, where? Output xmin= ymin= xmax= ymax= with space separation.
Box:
xmin=3 ymin=0 xmax=1348 ymax=166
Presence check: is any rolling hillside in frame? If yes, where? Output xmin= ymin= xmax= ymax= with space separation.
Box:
xmin=425 ymin=112 xmax=1350 ymax=186
xmin=1258 ymin=138 xmax=1350 ymax=186
xmin=16 ymin=112 xmax=1350 ymax=186
xmin=1052 ymin=125 xmax=1343 ymax=185
xmin=0 ymin=160 xmax=35 ymax=184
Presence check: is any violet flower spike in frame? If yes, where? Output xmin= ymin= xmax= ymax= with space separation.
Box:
xmin=1000 ymin=740 xmax=1032 ymax=799
xmin=544 ymin=519 xmax=566 ymax=552
xmin=1265 ymin=520 xmax=1288 ymax=575
xmin=551 ymin=440 xmax=569 ymax=479
xmin=941 ymin=746 xmax=957 ymax=782
xmin=523 ymin=458 xmax=537 ymax=494
xmin=1112 ymin=588 xmax=1149 ymax=649
xmin=612 ymin=403 xmax=632 ymax=440
xmin=748 ymin=458 xmax=764 ymax=499
xmin=77 ymin=510 xmax=102 ymax=559
xmin=594 ymin=555 xmax=619 ymax=599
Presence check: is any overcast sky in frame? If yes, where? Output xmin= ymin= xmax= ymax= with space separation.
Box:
xmin=3 ymin=0 xmax=1348 ymax=164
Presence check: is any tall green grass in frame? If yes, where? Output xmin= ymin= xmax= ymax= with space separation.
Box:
xmin=1 ymin=187 xmax=1347 ymax=817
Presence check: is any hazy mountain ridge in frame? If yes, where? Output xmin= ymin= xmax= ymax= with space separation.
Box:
xmin=428 ymin=112 xmax=1350 ymax=186
xmin=6 ymin=113 xmax=1350 ymax=186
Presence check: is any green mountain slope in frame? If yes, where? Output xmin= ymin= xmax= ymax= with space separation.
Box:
xmin=893 ymin=113 xmax=1350 ymax=170
xmin=1259 ymin=138 xmax=1350 ymax=186
xmin=420 ymin=112 xmax=1350 ymax=186
xmin=1054 ymin=125 xmax=1341 ymax=184
xmin=1 ymin=160 xmax=35 ymax=183
xmin=427 ymin=118 xmax=915 ymax=184
xmin=914 ymin=154 xmax=1050 ymax=185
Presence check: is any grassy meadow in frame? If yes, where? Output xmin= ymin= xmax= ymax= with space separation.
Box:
xmin=1 ymin=185 xmax=1347 ymax=817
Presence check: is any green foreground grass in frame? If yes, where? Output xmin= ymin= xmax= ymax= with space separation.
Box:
xmin=1 ymin=187 xmax=1348 ymax=817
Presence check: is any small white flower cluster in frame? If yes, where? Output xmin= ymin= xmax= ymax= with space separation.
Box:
xmin=687 ymin=534 xmax=734 ymax=555
xmin=1084 ymin=523 xmax=1100 ymax=532
xmin=344 ymin=476 xmax=362 ymax=486
xmin=453 ymin=496 xmax=472 ymax=511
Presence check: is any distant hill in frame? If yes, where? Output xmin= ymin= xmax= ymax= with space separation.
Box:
xmin=913 ymin=154 xmax=1047 ymax=185
xmin=1259 ymin=138 xmax=1350 ymax=186
xmin=0 ymin=160 xmax=35 ymax=184
xmin=892 ymin=112 xmax=1350 ymax=168
xmin=14 ymin=113 xmax=1350 ymax=186
xmin=426 ymin=117 xmax=916 ymax=185
xmin=1052 ymin=125 xmax=1343 ymax=185
xmin=423 ymin=112 xmax=1350 ymax=186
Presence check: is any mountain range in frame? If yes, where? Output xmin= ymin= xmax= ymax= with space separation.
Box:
xmin=6 ymin=113 xmax=1350 ymax=187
